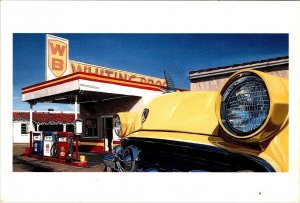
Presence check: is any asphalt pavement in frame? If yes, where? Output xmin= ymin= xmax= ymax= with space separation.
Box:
xmin=13 ymin=144 xmax=107 ymax=172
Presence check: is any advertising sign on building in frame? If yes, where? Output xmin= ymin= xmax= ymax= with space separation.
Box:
xmin=70 ymin=60 xmax=166 ymax=86
xmin=45 ymin=34 xmax=166 ymax=86
xmin=46 ymin=34 xmax=69 ymax=80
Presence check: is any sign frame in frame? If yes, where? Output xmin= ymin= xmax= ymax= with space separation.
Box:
xmin=46 ymin=34 xmax=69 ymax=80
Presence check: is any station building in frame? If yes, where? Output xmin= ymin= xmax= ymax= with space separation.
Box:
xmin=13 ymin=110 xmax=78 ymax=143
xmin=188 ymin=56 xmax=288 ymax=91
xmin=21 ymin=35 xmax=167 ymax=152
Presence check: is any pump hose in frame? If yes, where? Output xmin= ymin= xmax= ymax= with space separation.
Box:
xmin=50 ymin=141 xmax=58 ymax=158
xmin=67 ymin=135 xmax=74 ymax=162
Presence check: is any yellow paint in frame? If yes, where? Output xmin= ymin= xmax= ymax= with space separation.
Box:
xmin=80 ymin=141 xmax=104 ymax=147
xmin=259 ymin=123 xmax=289 ymax=172
xmin=141 ymin=91 xmax=220 ymax=135
xmin=116 ymin=69 xmax=288 ymax=171
xmin=116 ymin=112 xmax=139 ymax=137
xmin=117 ymin=92 xmax=220 ymax=137
xmin=216 ymin=69 xmax=288 ymax=143
xmin=48 ymin=40 xmax=68 ymax=77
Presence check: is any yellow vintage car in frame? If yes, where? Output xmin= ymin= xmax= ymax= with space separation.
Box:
xmin=103 ymin=69 xmax=288 ymax=172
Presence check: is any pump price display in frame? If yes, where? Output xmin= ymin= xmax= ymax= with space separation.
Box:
xmin=44 ymin=136 xmax=52 ymax=141
xmin=33 ymin=136 xmax=41 ymax=140
xmin=58 ymin=137 xmax=67 ymax=142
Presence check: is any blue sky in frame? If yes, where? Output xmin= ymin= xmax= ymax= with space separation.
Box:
xmin=13 ymin=33 xmax=288 ymax=111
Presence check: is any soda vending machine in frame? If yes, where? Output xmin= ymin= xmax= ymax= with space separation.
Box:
xmin=57 ymin=132 xmax=74 ymax=160
xmin=43 ymin=131 xmax=57 ymax=157
xmin=32 ymin=131 xmax=43 ymax=156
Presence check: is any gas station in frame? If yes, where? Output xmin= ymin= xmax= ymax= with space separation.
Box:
xmin=21 ymin=34 xmax=167 ymax=165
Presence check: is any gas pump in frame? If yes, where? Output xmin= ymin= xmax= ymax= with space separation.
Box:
xmin=57 ymin=132 xmax=74 ymax=161
xmin=43 ymin=131 xmax=57 ymax=157
xmin=23 ymin=127 xmax=87 ymax=167
xmin=32 ymin=131 xmax=43 ymax=156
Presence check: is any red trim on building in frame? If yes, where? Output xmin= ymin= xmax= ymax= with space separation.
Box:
xmin=79 ymin=145 xmax=105 ymax=153
xmin=113 ymin=140 xmax=121 ymax=145
xmin=79 ymin=140 xmax=121 ymax=153
xmin=22 ymin=73 xmax=82 ymax=90
xmin=22 ymin=72 xmax=166 ymax=94
xmin=22 ymin=77 xmax=80 ymax=94
xmin=78 ymin=72 xmax=166 ymax=89
xmin=13 ymin=112 xmax=80 ymax=123
xmin=83 ymin=75 xmax=162 ymax=89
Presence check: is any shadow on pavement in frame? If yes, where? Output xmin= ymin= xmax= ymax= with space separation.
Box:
xmin=13 ymin=144 xmax=109 ymax=172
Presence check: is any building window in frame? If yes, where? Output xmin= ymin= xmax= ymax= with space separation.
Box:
xmin=39 ymin=124 xmax=63 ymax=132
xmin=66 ymin=124 xmax=74 ymax=132
xmin=21 ymin=123 xmax=27 ymax=135
xmin=84 ymin=118 xmax=98 ymax=137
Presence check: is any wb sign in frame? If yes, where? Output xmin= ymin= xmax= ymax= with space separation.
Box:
xmin=46 ymin=35 xmax=69 ymax=80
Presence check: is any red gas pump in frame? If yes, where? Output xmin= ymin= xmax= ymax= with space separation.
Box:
xmin=57 ymin=132 xmax=74 ymax=160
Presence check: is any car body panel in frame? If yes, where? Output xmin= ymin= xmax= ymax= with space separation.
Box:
xmin=140 ymin=91 xmax=220 ymax=135
xmin=108 ymin=69 xmax=288 ymax=172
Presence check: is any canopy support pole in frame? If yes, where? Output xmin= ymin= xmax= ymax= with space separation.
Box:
xmin=29 ymin=103 xmax=34 ymax=131
xmin=75 ymin=95 xmax=78 ymax=119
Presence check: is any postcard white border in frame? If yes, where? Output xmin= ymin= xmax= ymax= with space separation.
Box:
xmin=1 ymin=1 xmax=300 ymax=202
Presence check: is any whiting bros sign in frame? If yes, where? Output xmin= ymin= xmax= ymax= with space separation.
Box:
xmin=46 ymin=34 xmax=166 ymax=87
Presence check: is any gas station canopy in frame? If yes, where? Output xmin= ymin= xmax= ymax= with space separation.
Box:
xmin=22 ymin=34 xmax=167 ymax=105
xmin=22 ymin=34 xmax=167 ymax=138
xmin=22 ymin=72 xmax=165 ymax=105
